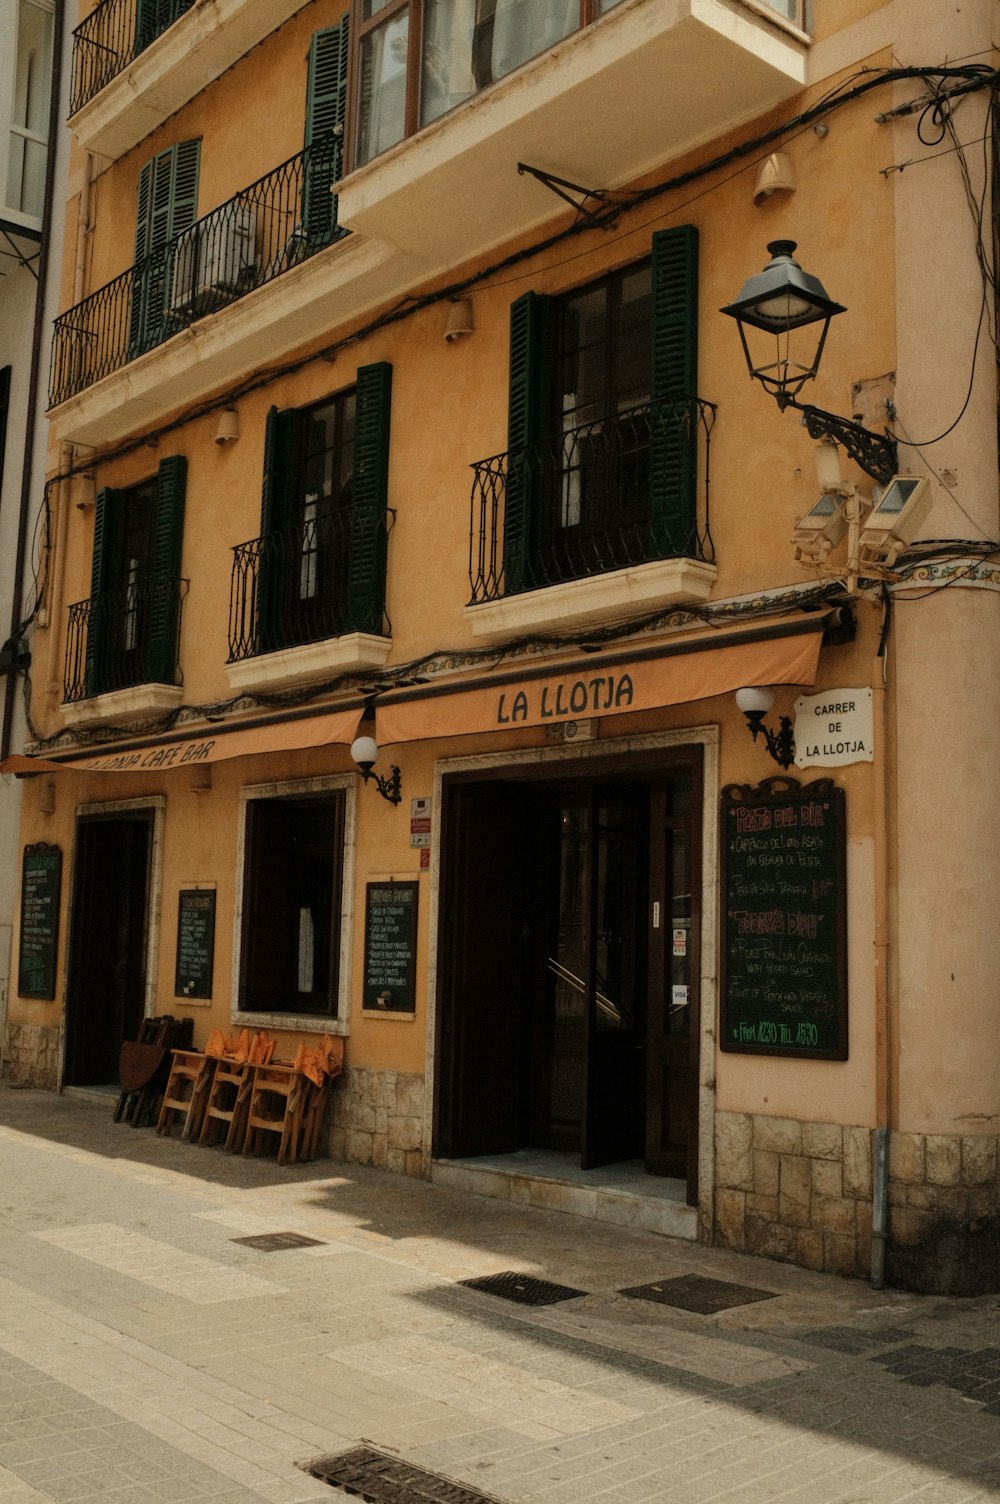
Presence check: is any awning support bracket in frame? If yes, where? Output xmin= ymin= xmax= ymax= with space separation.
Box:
xmin=517 ymin=163 xmax=618 ymax=229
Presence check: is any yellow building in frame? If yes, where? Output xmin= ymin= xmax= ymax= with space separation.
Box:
xmin=4 ymin=0 xmax=999 ymax=1294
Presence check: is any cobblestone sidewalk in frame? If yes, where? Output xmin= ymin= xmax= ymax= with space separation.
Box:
xmin=0 ymin=1086 xmax=999 ymax=1503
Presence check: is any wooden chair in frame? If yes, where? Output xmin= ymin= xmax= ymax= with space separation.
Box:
xmin=198 ymin=1057 xmax=253 ymax=1152
xmin=242 ymin=1063 xmax=306 ymax=1163
xmin=298 ymin=1075 xmax=333 ymax=1162
xmin=117 ymin=1015 xmax=193 ymax=1128
xmin=155 ymin=1048 xmax=215 ymax=1139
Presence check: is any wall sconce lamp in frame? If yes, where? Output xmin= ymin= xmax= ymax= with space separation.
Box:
xmin=444 ymin=297 xmax=474 ymax=343
xmin=720 ymin=240 xmax=898 ymax=485
xmin=350 ymin=730 xmax=402 ymax=805
xmin=214 ymin=407 xmax=240 ymax=446
xmin=735 ymin=686 xmax=796 ymax=769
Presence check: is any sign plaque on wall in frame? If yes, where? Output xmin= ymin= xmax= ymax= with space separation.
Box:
xmin=175 ymin=888 xmax=216 ymax=1000
xmin=363 ymin=881 xmax=418 ymax=1013
xmin=18 ymin=843 xmax=62 ymax=1001
xmin=721 ymin=777 xmax=847 ymax=1060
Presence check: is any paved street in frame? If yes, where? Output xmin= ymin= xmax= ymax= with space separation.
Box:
xmin=0 ymin=1086 xmax=999 ymax=1504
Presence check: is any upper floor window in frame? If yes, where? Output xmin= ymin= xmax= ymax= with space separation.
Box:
xmin=501 ymin=226 xmax=700 ymax=594
xmin=65 ymin=457 xmax=187 ymax=701
xmin=353 ymin=0 xmax=623 ymax=166
xmin=228 ymin=364 xmax=393 ymax=663
xmin=130 ymin=138 xmax=201 ymax=354
xmin=1 ymin=0 xmax=54 ymax=235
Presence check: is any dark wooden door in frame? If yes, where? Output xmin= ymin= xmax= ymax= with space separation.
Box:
xmin=582 ymin=787 xmax=647 ymax=1170
xmin=65 ymin=815 xmax=152 ymax=1085
xmin=645 ymin=762 xmax=702 ymax=1197
xmin=435 ymin=781 xmax=529 ymax=1159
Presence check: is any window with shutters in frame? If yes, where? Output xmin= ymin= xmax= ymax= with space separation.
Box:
xmin=239 ymin=789 xmax=347 ymax=1019
xmin=229 ymin=365 xmax=392 ymax=662
xmin=350 ymin=0 xmax=618 ymax=167
xmin=129 ymin=139 xmax=200 ymax=357
xmin=500 ymin=226 xmax=702 ymax=596
xmin=66 ymin=458 xmax=187 ymax=702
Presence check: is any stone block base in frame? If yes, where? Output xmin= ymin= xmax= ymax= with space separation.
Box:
xmin=3 ymin=1023 xmax=60 ymax=1090
xmin=326 ymin=1066 xmax=426 ymax=1178
xmin=714 ymin=1111 xmax=1000 ymax=1293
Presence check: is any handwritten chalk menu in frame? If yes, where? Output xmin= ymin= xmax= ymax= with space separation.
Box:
xmin=363 ymin=881 xmax=418 ymax=1012
xmin=174 ymin=889 xmax=216 ymax=1000
xmin=18 ymin=843 xmax=61 ymax=1000
xmin=721 ymin=777 xmax=847 ymax=1060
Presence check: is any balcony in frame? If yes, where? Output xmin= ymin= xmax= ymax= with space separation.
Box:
xmin=69 ymin=0 xmax=309 ymax=159
xmin=335 ymin=0 xmax=807 ymax=276
xmin=226 ymin=504 xmax=393 ymax=694
xmin=50 ymin=142 xmax=344 ymax=407
xmin=62 ymin=578 xmax=186 ymax=727
xmin=466 ymin=397 xmax=717 ymax=640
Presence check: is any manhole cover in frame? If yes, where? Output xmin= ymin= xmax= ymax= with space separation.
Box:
xmin=231 ymin=1232 xmax=325 ymax=1251
xmin=620 ymin=1274 xmax=777 ymax=1313
xmin=458 ymin=1270 xmax=586 ymax=1306
xmin=308 ymin=1446 xmax=506 ymax=1502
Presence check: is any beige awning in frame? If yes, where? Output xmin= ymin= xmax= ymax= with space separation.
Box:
xmin=1 ymin=705 xmax=364 ymax=777
xmin=375 ymin=613 xmax=828 ymax=746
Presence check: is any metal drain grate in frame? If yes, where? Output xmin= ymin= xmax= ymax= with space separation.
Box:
xmin=620 ymin=1274 xmax=777 ymax=1313
xmin=458 ymin=1270 xmax=586 ymax=1306
xmin=308 ymin=1446 xmax=507 ymax=1502
xmin=231 ymin=1232 xmax=325 ymax=1251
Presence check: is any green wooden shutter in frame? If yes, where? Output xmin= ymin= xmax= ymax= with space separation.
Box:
xmin=135 ymin=0 xmax=195 ymax=55
xmin=504 ymin=291 xmax=550 ymax=595
xmin=147 ymin=456 xmax=187 ymax=684
xmin=650 ymin=224 xmax=698 ymax=555
xmin=129 ymin=140 xmax=201 ymax=356
xmin=257 ymin=406 xmax=297 ymax=651
xmin=346 ymin=362 xmax=391 ymax=633
xmin=304 ymin=17 xmax=349 ymax=248
xmin=86 ymin=486 xmax=124 ymax=696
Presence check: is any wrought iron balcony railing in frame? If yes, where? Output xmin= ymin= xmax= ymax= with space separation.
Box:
xmin=70 ymin=0 xmax=196 ymax=116
xmin=63 ymin=578 xmax=186 ymax=703
xmin=228 ymin=503 xmax=391 ymax=663
xmin=468 ymin=396 xmax=716 ymax=604
xmin=49 ymin=141 xmax=346 ymax=408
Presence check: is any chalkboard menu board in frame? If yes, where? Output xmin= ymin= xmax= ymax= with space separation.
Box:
xmin=363 ymin=881 xmax=418 ymax=1012
xmin=18 ymin=843 xmax=61 ymax=1000
xmin=721 ymin=777 xmax=847 ymax=1060
xmin=175 ymin=889 xmax=216 ymax=1000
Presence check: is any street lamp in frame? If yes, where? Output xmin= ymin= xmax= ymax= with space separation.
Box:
xmin=350 ymin=730 xmax=402 ymax=805
xmin=721 ymin=240 xmax=898 ymax=486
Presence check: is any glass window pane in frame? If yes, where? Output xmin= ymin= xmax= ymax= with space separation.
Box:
xmin=8 ymin=1 xmax=52 ymax=221
xmin=421 ymin=0 xmax=479 ymax=127
xmin=617 ymin=264 xmax=651 ymax=409
xmin=357 ymin=11 xmax=409 ymax=164
xmin=14 ymin=2 xmax=52 ymax=136
xmin=491 ymin=0 xmax=577 ymax=81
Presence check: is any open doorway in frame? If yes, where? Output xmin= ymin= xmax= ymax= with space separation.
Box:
xmin=64 ymin=811 xmax=154 ymax=1086
xmin=434 ymin=750 xmax=702 ymax=1200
